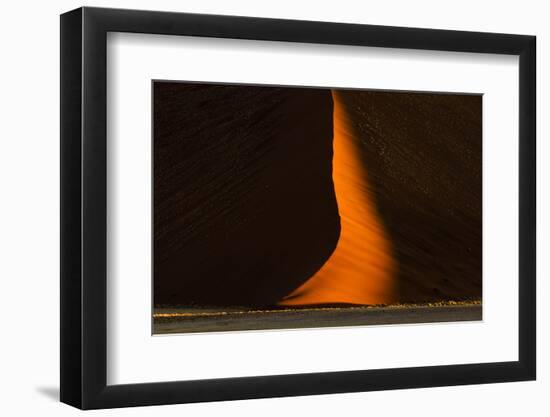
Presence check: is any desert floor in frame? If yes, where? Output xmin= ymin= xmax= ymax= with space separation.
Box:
xmin=153 ymin=301 xmax=481 ymax=334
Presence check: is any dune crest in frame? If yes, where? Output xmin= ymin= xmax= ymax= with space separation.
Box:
xmin=279 ymin=91 xmax=397 ymax=306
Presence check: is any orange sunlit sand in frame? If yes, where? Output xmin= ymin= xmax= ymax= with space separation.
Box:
xmin=279 ymin=91 xmax=397 ymax=306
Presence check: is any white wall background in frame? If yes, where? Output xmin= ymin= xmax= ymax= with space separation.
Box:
xmin=0 ymin=0 xmax=546 ymax=415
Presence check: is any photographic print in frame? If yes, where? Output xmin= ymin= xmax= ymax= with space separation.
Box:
xmin=153 ymin=82 xmax=482 ymax=334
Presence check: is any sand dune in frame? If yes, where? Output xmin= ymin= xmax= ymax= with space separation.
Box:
xmin=153 ymin=84 xmax=340 ymax=307
xmin=154 ymin=83 xmax=482 ymax=309
xmin=279 ymin=91 xmax=397 ymax=306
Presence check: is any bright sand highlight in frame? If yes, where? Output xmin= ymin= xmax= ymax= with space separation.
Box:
xmin=279 ymin=91 xmax=397 ymax=306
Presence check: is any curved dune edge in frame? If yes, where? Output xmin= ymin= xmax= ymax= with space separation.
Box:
xmin=278 ymin=91 xmax=398 ymax=306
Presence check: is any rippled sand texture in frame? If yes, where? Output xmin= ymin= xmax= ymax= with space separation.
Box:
xmin=154 ymin=84 xmax=340 ymax=307
xmin=279 ymin=91 xmax=398 ymax=306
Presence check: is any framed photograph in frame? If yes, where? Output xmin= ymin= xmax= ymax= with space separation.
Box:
xmin=60 ymin=6 xmax=536 ymax=409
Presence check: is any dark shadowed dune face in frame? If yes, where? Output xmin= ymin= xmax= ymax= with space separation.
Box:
xmin=337 ymin=91 xmax=482 ymax=302
xmin=153 ymin=83 xmax=340 ymax=307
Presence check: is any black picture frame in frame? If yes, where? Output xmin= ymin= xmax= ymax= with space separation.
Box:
xmin=60 ymin=6 xmax=536 ymax=410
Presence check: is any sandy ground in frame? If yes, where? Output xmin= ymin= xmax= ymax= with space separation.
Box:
xmin=153 ymin=302 xmax=481 ymax=334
